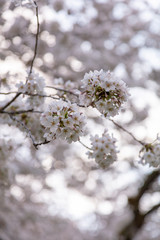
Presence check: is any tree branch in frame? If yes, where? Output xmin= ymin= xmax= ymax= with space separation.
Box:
xmin=33 ymin=139 xmax=50 ymax=148
xmin=110 ymin=119 xmax=145 ymax=146
xmin=9 ymin=114 xmax=50 ymax=149
xmin=78 ymin=139 xmax=92 ymax=150
xmin=134 ymin=169 xmax=160 ymax=204
xmin=144 ymin=202 xmax=160 ymax=218
xmin=24 ymin=92 xmax=60 ymax=100
xmin=119 ymin=169 xmax=160 ymax=240
xmin=29 ymin=1 xmax=39 ymax=75
xmin=1 ymin=109 xmax=42 ymax=114
xmin=9 ymin=114 xmax=38 ymax=150
xmin=46 ymin=86 xmax=79 ymax=97
xmin=0 ymin=93 xmax=21 ymax=111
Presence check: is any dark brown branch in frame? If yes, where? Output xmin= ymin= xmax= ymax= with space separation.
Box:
xmin=120 ymin=169 xmax=160 ymax=240
xmin=33 ymin=139 xmax=50 ymax=148
xmin=134 ymin=169 xmax=160 ymax=204
xmin=144 ymin=202 xmax=160 ymax=218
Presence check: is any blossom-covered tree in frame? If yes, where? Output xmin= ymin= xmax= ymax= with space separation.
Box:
xmin=0 ymin=0 xmax=160 ymax=240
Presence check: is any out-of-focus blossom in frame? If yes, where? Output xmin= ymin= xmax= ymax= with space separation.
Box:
xmin=53 ymin=77 xmax=64 ymax=86
xmin=0 ymin=139 xmax=16 ymax=186
xmin=11 ymin=0 xmax=36 ymax=7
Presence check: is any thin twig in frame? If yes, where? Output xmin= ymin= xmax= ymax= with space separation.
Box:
xmin=144 ymin=202 xmax=160 ymax=218
xmin=0 ymin=91 xmax=61 ymax=100
xmin=24 ymin=92 xmax=60 ymax=100
xmin=46 ymin=86 xmax=79 ymax=97
xmin=9 ymin=114 xmax=50 ymax=149
xmin=79 ymin=139 xmax=92 ymax=150
xmin=0 ymin=91 xmax=59 ymax=113
xmin=10 ymin=114 xmax=38 ymax=149
xmin=110 ymin=119 xmax=145 ymax=146
xmin=1 ymin=109 xmax=42 ymax=114
xmin=29 ymin=1 xmax=39 ymax=75
xmin=34 ymin=139 xmax=50 ymax=148
xmin=0 ymin=92 xmax=21 ymax=111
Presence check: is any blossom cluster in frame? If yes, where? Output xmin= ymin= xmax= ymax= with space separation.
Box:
xmin=11 ymin=0 xmax=36 ymax=7
xmin=80 ymin=70 xmax=129 ymax=117
xmin=16 ymin=71 xmax=45 ymax=94
xmin=140 ymin=141 xmax=160 ymax=167
xmin=40 ymin=100 xmax=86 ymax=143
xmin=87 ymin=129 xmax=119 ymax=169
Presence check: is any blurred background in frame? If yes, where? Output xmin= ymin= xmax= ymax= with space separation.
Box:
xmin=0 ymin=0 xmax=160 ymax=239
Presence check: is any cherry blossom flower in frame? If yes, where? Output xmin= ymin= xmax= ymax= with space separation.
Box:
xmin=16 ymin=71 xmax=45 ymax=94
xmin=40 ymin=100 xmax=86 ymax=143
xmin=139 ymin=141 xmax=160 ymax=167
xmin=87 ymin=129 xmax=119 ymax=169
xmin=80 ymin=70 xmax=129 ymax=117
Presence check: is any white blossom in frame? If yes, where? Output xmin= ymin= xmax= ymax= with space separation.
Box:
xmin=139 ymin=141 xmax=160 ymax=167
xmin=80 ymin=69 xmax=129 ymax=117
xmin=40 ymin=100 xmax=86 ymax=143
xmin=16 ymin=70 xmax=45 ymax=107
xmin=87 ymin=129 xmax=119 ymax=169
